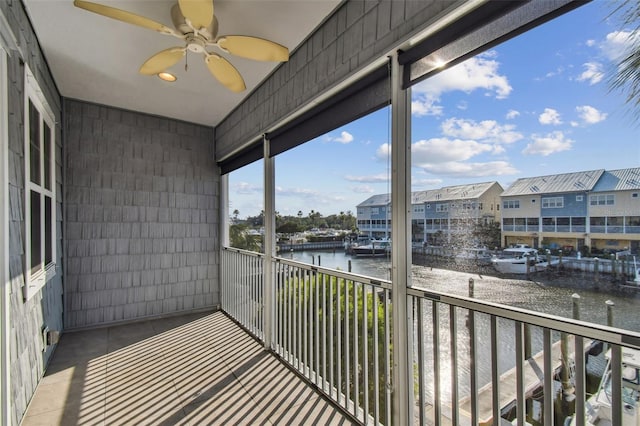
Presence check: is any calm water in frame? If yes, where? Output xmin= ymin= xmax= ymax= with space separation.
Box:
xmin=286 ymin=249 xmax=640 ymax=332
xmin=287 ymin=249 xmax=640 ymax=405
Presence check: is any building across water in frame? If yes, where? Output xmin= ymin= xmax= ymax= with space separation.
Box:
xmin=356 ymin=167 xmax=640 ymax=255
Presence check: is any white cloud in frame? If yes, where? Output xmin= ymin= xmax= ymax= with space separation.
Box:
xmin=523 ymin=131 xmax=573 ymax=156
xmin=576 ymin=62 xmax=604 ymax=85
xmin=231 ymin=182 xmax=262 ymax=194
xmin=344 ymin=173 xmax=389 ymax=183
xmin=412 ymin=138 xmax=493 ymax=164
xmin=327 ymin=131 xmax=354 ymax=144
xmin=275 ymin=187 xmax=318 ymax=198
xmin=411 ymin=177 xmax=444 ymax=187
xmin=601 ymin=30 xmax=638 ymax=62
xmin=375 ymin=143 xmax=391 ymax=160
xmin=411 ymin=97 xmax=443 ymax=117
xmin=440 ymin=118 xmax=523 ymax=144
xmin=412 ymin=51 xmax=511 ymax=116
xmin=506 ymin=109 xmax=520 ymax=119
xmin=351 ymin=185 xmax=375 ymax=194
xmin=538 ymin=108 xmax=562 ymax=125
xmin=576 ymin=105 xmax=607 ymax=124
xmin=418 ymin=161 xmax=518 ymax=177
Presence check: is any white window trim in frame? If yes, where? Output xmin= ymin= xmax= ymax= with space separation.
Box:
xmin=23 ymin=65 xmax=56 ymax=301
xmin=1 ymin=42 xmax=11 ymax=426
xmin=542 ymin=196 xmax=564 ymax=209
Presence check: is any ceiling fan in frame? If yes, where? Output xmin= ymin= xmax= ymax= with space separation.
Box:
xmin=73 ymin=0 xmax=289 ymax=92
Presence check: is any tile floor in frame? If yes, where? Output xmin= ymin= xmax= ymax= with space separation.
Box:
xmin=21 ymin=310 xmax=355 ymax=425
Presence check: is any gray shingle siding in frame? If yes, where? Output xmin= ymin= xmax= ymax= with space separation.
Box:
xmin=1 ymin=1 xmax=63 ymax=424
xmin=63 ymin=99 xmax=219 ymax=330
xmin=215 ymin=0 xmax=459 ymax=161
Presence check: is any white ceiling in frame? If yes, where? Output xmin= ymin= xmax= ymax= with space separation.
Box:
xmin=23 ymin=0 xmax=341 ymax=126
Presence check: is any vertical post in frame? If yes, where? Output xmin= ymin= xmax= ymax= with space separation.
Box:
xmin=606 ymin=300 xmax=615 ymax=327
xmin=594 ymin=258 xmax=600 ymax=283
xmin=263 ymin=136 xmax=276 ymax=349
xmin=348 ymin=260 xmax=352 ymax=273
xmin=572 ymin=293 xmax=580 ymax=320
xmin=468 ymin=278 xmax=474 ymax=298
xmin=390 ymin=52 xmax=412 ymax=426
xmin=0 ymin=45 xmax=11 ymax=426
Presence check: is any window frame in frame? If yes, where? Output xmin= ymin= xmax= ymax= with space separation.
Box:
xmin=542 ymin=196 xmax=564 ymax=209
xmin=23 ymin=65 xmax=56 ymax=301
xmin=590 ymin=194 xmax=615 ymax=206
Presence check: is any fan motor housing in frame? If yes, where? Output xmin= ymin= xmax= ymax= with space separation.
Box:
xmin=171 ymin=3 xmax=218 ymax=39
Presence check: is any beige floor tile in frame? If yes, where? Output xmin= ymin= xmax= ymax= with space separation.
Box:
xmin=22 ymin=310 xmax=353 ymax=426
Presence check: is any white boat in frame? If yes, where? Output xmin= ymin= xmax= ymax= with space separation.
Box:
xmin=630 ymin=257 xmax=640 ymax=285
xmin=455 ymin=247 xmax=493 ymax=265
xmin=569 ymin=347 xmax=640 ymax=426
xmin=351 ymin=238 xmax=391 ymax=257
xmin=490 ymin=244 xmax=550 ymax=274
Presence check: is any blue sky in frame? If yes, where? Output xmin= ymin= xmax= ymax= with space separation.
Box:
xmin=229 ymin=1 xmax=639 ymax=219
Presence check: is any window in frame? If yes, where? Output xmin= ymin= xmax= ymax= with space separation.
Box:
xmin=576 ymin=195 xmax=583 ymax=201
xmin=24 ymin=66 xmax=56 ymax=300
xmin=542 ymin=197 xmax=564 ymax=208
xmin=503 ymin=200 xmax=520 ymax=209
xmin=590 ymin=194 xmax=614 ymax=205
xmin=436 ymin=203 xmax=448 ymax=212
xmin=371 ymin=207 xmax=379 ymax=215
xmin=632 ymin=193 xmax=638 ymax=198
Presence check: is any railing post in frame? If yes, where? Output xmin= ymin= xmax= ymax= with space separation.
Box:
xmin=263 ymin=136 xmax=276 ymax=349
xmin=390 ymin=51 xmax=412 ymax=425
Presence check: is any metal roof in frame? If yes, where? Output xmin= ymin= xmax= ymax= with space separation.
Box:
xmin=358 ymin=182 xmax=502 ymax=207
xmin=591 ymin=167 xmax=640 ymax=192
xmin=413 ymin=182 xmax=501 ymax=203
xmin=501 ymin=169 xmax=604 ymax=196
xmin=357 ymin=194 xmax=391 ymax=207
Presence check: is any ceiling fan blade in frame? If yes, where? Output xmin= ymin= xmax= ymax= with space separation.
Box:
xmin=217 ymin=36 xmax=289 ymax=62
xmin=139 ymin=48 xmax=186 ymax=75
xmin=205 ymin=54 xmax=246 ymax=92
xmin=178 ymin=0 xmax=213 ymax=30
xmin=73 ymin=0 xmax=177 ymax=35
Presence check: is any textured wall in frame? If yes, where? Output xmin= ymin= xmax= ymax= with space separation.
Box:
xmin=1 ymin=1 xmax=64 ymax=424
xmin=63 ymin=99 xmax=219 ymax=329
xmin=215 ymin=0 xmax=459 ymax=160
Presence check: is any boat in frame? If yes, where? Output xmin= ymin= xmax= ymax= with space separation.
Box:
xmin=568 ymin=347 xmax=640 ymax=426
xmin=490 ymin=244 xmax=551 ymax=274
xmin=627 ymin=256 xmax=640 ymax=285
xmin=455 ymin=246 xmax=493 ymax=265
xmin=351 ymin=238 xmax=391 ymax=257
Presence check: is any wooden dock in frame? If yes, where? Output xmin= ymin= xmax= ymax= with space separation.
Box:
xmin=423 ymin=336 xmax=593 ymax=425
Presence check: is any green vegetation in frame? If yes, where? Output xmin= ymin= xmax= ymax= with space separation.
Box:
xmin=234 ymin=210 xmax=357 ymax=233
xmin=277 ymin=272 xmax=391 ymax=421
xmin=608 ymin=0 xmax=640 ymax=122
xmin=229 ymin=223 xmax=262 ymax=252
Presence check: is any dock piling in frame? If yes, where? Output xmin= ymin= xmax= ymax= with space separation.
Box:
xmin=606 ymin=300 xmax=615 ymax=327
xmin=468 ymin=278 xmax=474 ymax=298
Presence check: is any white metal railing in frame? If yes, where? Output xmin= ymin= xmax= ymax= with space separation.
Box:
xmin=221 ymin=247 xmax=640 ymax=426
xmin=221 ymin=248 xmax=265 ymax=339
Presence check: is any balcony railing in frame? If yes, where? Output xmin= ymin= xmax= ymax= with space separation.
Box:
xmin=221 ymin=247 xmax=640 ymax=425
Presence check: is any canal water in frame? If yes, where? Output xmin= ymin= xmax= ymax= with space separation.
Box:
xmin=285 ymin=249 xmax=640 ymax=332
xmin=285 ymin=249 xmax=640 ymax=414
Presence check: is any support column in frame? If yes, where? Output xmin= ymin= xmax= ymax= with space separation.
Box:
xmin=263 ymin=136 xmax=276 ymax=349
xmin=0 ymin=44 xmax=10 ymax=426
xmin=220 ymin=174 xmax=229 ymax=247
xmin=390 ymin=52 xmax=413 ymax=426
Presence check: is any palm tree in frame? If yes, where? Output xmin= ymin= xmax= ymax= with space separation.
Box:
xmin=609 ymin=0 xmax=640 ymax=122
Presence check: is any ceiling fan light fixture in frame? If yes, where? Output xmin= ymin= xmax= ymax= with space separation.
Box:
xmin=158 ymin=72 xmax=177 ymax=82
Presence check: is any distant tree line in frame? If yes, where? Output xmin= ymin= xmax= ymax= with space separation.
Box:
xmin=232 ymin=209 xmax=358 ymax=233
xmin=229 ymin=210 xmax=358 ymax=251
